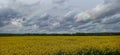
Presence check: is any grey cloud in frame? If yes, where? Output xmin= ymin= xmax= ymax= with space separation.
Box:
xmin=72 ymin=0 xmax=120 ymax=32
xmin=101 ymin=14 xmax=120 ymax=24
xmin=0 ymin=8 xmax=20 ymax=27
xmin=53 ymin=0 xmax=67 ymax=4
xmin=91 ymin=0 xmax=120 ymax=19
xmin=0 ymin=0 xmax=120 ymax=33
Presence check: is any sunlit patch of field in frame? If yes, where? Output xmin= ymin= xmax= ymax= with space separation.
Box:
xmin=0 ymin=36 xmax=120 ymax=55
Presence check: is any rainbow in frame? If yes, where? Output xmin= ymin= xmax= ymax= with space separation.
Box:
xmin=9 ymin=7 xmax=44 ymax=32
xmin=25 ymin=8 xmax=45 ymax=21
xmin=24 ymin=7 xmax=106 ymax=32
xmin=82 ymin=12 xmax=106 ymax=32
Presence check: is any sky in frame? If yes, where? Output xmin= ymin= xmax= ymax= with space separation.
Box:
xmin=0 ymin=0 xmax=120 ymax=33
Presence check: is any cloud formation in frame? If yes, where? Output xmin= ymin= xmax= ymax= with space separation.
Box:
xmin=0 ymin=0 xmax=120 ymax=33
xmin=92 ymin=0 xmax=120 ymax=19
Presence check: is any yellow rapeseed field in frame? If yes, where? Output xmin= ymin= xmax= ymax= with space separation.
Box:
xmin=0 ymin=36 xmax=120 ymax=55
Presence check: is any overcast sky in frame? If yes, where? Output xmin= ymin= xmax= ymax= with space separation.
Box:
xmin=0 ymin=0 xmax=103 ymax=10
xmin=0 ymin=0 xmax=120 ymax=33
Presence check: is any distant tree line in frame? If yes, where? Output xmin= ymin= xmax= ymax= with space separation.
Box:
xmin=0 ymin=32 xmax=120 ymax=36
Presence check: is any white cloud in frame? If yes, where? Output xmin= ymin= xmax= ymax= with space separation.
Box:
xmin=11 ymin=19 xmax=23 ymax=27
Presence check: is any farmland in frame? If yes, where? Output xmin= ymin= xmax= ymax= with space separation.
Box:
xmin=0 ymin=36 xmax=120 ymax=55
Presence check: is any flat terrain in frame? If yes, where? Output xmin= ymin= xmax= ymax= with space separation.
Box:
xmin=0 ymin=36 xmax=120 ymax=55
